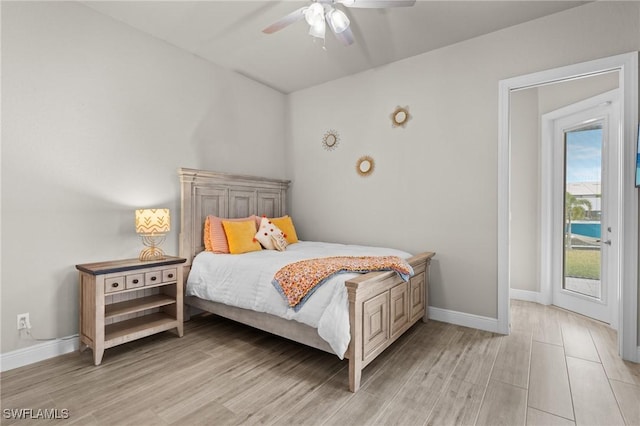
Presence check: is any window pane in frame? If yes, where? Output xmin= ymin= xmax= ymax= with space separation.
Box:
xmin=563 ymin=126 xmax=602 ymax=299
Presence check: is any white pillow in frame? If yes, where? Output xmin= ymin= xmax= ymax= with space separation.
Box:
xmin=254 ymin=217 xmax=288 ymax=251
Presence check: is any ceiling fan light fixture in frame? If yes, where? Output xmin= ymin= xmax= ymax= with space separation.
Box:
xmin=334 ymin=26 xmax=355 ymax=45
xmin=304 ymin=2 xmax=325 ymax=27
xmin=263 ymin=0 xmax=416 ymax=45
xmin=326 ymin=8 xmax=350 ymax=33
xmin=308 ymin=18 xmax=326 ymax=39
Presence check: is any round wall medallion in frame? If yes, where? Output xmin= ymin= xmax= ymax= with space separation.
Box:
xmin=356 ymin=155 xmax=375 ymax=177
xmin=390 ymin=106 xmax=411 ymax=128
xmin=322 ymin=130 xmax=340 ymax=150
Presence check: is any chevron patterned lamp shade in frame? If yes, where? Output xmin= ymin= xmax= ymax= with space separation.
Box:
xmin=135 ymin=209 xmax=170 ymax=234
xmin=135 ymin=208 xmax=170 ymax=261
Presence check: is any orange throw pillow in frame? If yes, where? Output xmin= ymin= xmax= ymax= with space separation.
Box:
xmin=204 ymin=215 xmax=257 ymax=253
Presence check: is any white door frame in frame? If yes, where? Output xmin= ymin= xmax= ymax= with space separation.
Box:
xmin=541 ymin=90 xmax=620 ymax=327
xmin=498 ymin=52 xmax=638 ymax=361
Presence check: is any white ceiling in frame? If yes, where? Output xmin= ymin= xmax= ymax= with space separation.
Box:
xmin=81 ymin=1 xmax=589 ymax=93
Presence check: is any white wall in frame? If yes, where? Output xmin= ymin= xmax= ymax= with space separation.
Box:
xmin=287 ymin=1 xmax=640 ymax=319
xmin=510 ymin=88 xmax=540 ymax=292
xmin=1 ymin=2 xmax=286 ymax=354
xmin=538 ymin=73 xmax=620 ymax=116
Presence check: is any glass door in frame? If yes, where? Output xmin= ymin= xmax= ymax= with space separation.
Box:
xmin=563 ymin=125 xmax=603 ymax=300
xmin=545 ymin=92 xmax=620 ymax=325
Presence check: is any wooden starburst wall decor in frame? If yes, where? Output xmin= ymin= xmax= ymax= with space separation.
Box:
xmin=322 ymin=130 xmax=340 ymax=150
xmin=390 ymin=106 xmax=411 ymax=128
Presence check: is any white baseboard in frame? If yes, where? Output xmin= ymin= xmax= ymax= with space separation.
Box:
xmin=510 ymin=289 xmax=547 ymax=304
xmin=0 ymin=335 xmax=79 ymax=372
xmin=428 ymin=306 xmax=500 ymax=333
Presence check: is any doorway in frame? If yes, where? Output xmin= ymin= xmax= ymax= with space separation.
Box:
xmin=541 ymin=90 xmax=620 ymax=326
xmin=497 ymin=52 xmax=638 ymax=362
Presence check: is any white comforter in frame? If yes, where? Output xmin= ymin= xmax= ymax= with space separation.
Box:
xmin=186 ymin=241 xmax=412 ymax=358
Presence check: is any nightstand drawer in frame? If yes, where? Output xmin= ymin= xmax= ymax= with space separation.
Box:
xmin=145 ymin=271 xmax=162 ymax=286
xmin=105 ymin=277 xmax=124 ymax=293
xmin=126 ymin=273 xmax=145 ymax=289
xmin=162 ymin=268 xmax=177 ymax=282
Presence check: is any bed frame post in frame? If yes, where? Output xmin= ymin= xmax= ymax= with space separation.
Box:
xmin=347 ymin=287 xmax=363 ymax=392
xmin=178 ymin=168 xmax=197 ymax=266
xmin=178 ymin=169 xmax=197 ymax=321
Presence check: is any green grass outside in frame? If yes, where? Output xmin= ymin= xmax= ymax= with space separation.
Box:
xmin=565 ymin=249 xmax=601 ymax=280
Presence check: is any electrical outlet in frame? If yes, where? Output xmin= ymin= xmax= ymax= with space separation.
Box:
xmin=17 ymin=313 xmax=31 ymax=330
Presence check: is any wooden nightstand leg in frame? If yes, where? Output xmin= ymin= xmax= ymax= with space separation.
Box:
xmin=93 ymin=348 xmax=104 ymax=365
xmin=176 ymin=323 xmax=184 ymax=337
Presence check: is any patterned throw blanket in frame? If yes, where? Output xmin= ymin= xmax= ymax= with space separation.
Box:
xmin=272 ymin=256 xmax=413 ymax=311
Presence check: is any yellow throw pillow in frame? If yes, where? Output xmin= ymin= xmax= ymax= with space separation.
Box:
xmin=270 ymin=216 xmax=299 ymax=244
xmin=204 ymin=215 xmax=258 ymax=253
xmin=221 ymin=220 xmax=261 ymax=254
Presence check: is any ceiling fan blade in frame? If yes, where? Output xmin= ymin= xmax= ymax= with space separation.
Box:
xmin=333 ymin=26 xmax=354 ymax=46
xmin=262 ymin=6 xmax=306 ymax=34
xmin=337 ymin=0 xmax=416 ymax=8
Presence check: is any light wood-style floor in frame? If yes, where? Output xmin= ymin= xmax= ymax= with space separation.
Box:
xmin=1 ymin=300 xmax=639 ymax=425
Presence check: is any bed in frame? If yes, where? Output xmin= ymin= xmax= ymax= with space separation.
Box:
xmin=178 ymin=167 xmax=435 ymax=392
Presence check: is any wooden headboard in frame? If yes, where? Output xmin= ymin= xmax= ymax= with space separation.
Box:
xmin=178 ymin=168 xmax=291 ymax=265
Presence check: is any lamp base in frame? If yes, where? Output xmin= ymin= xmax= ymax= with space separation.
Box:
xmin=138 ymin=247 xmax=167 ymax=261
xmin=138 ymin=234 xmax=167 ymax=261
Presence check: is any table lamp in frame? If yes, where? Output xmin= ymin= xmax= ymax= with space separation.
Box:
xmin=135 ymin=208 xmax=170 ymax=261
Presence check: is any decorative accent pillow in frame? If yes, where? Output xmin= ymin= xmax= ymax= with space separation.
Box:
xmin=254 ymin=217 xmax=288 ymax=251
xmin=204 ymin=215 xmax=258 ymax=253
xmin=270 ymin=216 xmax=299 ymax=244
xmin=271 ymin=232 xmax=288 ymax=251
xmin=221 ymin=220 xmax=262 ymax=254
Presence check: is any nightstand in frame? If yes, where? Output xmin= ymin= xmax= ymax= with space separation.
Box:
xmin=76 ymin=256 xmax=186 ymax=365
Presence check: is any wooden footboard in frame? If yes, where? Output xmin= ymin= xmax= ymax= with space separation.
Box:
xmin=345 ymin=251 xmax=435 ymax=392
xmin=183 ymin=251 xmax=435 ymax=393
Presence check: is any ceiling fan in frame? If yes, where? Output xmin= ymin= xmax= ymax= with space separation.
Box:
xmin=262 ymin=0 xmax=416 ymax=46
